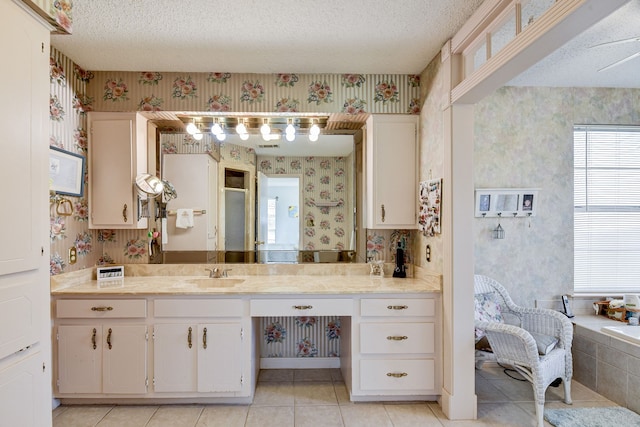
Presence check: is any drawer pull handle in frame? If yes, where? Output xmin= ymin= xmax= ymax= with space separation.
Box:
xmin=106 ymin=328 xmax=112 ymax=350
xmin=381 ymin=204 xmax=385 ymax=222
xmin=122 ymin=204 xmax=128 ymax=222
xmin=188 ymin=327 xmax=193 ymax=349
xmin=387 ymin=335 xmax=408 ymax=341
xmin=203 ymin=327 xmax=207 ymax=349
xmin=387 ymin=372 xmax=408 ymax=378
xmin=91 ymin=328 xmax=97 ymax=350
xmin=387 ymin=305 xmax=408 ymax=310
xmin=293 ymin=305 xmax=313 ymax=310
xmin=91 ymin=306 xmax=113 ymax=312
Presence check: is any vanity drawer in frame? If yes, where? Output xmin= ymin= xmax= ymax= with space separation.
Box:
xmin=250 ymin=298 xmax=353 ymax=316
xmin=360 ymin=359 xmax=435 ymax=391
xmin=154 ymin=298 xmax=243 ymax=318
xmin=56 ymin=299 xmax=147 ymax=318
xmin=360 ymin=298 xmax=435 ymax=317
xmin=360 ymin=322 xmax=434 ymax=354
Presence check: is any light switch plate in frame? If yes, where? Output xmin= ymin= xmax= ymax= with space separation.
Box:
xmin=68 ymin=246 xmax=77 ymax=264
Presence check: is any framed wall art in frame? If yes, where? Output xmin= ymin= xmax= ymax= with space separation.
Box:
xmin=474 ymin=188 xmax=539 ymax=218
xmin=419 ymin=179 xmax=442 ymax=236
xmin=49 ymin=146 xmax=86 ymax=197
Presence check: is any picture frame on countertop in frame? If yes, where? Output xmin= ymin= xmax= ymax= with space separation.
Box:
xmin=474 ymin=188 xmax=538 ymax=218
xmin=49 ymin=146 xmax=86 ymax=197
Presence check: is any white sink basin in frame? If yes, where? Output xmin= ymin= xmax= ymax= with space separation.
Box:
xmin=187 ymin=278 xmax=245 ymax=288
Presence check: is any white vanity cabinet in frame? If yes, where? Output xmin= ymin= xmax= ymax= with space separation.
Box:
xmin=152 ymin=299 xmax=248 ymax=395
xmin=348 ymin=295 xmax=441 ymax=400
xmin=365 ymin=114 xmax=419 ymax=229
xmin=55 ymin=299 xmax=148 ymax=395
xmin=88 ymin=112 xmax=150 ymax=229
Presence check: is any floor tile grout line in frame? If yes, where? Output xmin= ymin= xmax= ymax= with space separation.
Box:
xmin=142 ymin=406 xmax=161 ymax=427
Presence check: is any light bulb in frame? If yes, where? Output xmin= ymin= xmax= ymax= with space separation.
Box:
xmin=216 ymin=132 xmax=226 ymax=142
xmin=286 ymin=132 xmax=295 ymax=142
xmin=211 ymin=122 xmax=222 ymax=135
xmin=193 ymin=132 xmax=203 ymax=141
xmin=239 ymin=133 xmax=249 ymax=141
xmin=286 ymin=123 xmax=295 ymax=135
xmin=260 ymin=122 xmax=271 ymax=136
xmin=186 ymin=123 xmax=198 ymax=135
xmin=310 ymin=123 xmax=320 ymax=136
xmin=262 ymin=133 xmax=272 ymax=142
xmin=309 ymin=133 xmax=319 ymax=143
xmin=236 ymin=122 xmax=247 ymax=135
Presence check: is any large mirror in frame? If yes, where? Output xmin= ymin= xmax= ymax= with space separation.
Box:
xmin=148 ymin=113 xmax=366 ymax=264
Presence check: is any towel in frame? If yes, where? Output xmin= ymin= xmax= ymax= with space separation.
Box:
xmin=176 ymin=208 xmax=194 ymax=229
xmin=161 ymin=218 xmax=168 ymax=244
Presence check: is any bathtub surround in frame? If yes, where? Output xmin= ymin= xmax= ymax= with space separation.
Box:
xmin=572 ymin=315 xmax=640 ymax=414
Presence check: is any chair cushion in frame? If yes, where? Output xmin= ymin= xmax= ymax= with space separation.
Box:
xmin=530 ymin=331 xmax=559 ymax=355
xmin=474 ymin=292 xmax=504 ymax=341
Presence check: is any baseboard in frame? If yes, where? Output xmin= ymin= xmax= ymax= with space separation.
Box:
xmin=259 ymin=357 xmax=340 ymax=369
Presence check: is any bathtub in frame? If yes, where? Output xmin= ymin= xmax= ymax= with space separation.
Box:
xmin=601 ymin=325 xmax=640 ymax=345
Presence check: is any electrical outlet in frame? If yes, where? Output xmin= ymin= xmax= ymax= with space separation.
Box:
xmin=68 ymin=246 xmax=77 ymax=264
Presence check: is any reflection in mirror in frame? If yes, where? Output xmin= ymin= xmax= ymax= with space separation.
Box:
xmin=154 ymin=114 xmax=364 ymax=264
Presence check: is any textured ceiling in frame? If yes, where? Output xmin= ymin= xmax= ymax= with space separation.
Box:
xmin=50 ymin=1 xmax=640 ymax=87
xmin=50 ymin=0 xmax=484 ymax=74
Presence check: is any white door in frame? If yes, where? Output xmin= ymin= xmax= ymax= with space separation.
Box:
xmin=256 ymin=173 xmax=301 ymax=263
xmin=197 ymin=324 xmax=243 ymax=392
xmin=153 ymin=324 xmax=197 ymax=392
xmin=0 ymin=353 xmax=46 ymax=427
xmin=163 ymin=154 xmax=214 ymax=251
xmin=102 ymin=325 xmax=148 ymax=394
xmin=57 ymin=326 xmax=102 ymax=394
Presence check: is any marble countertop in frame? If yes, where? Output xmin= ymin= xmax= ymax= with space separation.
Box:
xmin=50 ymin=264 xmax=442 ymax=296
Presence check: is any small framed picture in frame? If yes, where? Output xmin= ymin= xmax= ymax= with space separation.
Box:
xmin=49 ymin=147 xmax=86 ymax=197
xmin=475 ymin=188 xmax=538 ymax=217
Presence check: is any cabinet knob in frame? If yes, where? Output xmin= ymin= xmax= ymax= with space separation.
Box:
xmin=381 ymin=204 xmax=385 ymax=222
xmin=386 ymin=335 xmax=408 ymax=341
xmin=122 ymin=204 xmax=128 ymax=222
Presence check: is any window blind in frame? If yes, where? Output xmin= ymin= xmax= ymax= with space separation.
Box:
xmin=574 ymin=125 xmax=640 ymax=294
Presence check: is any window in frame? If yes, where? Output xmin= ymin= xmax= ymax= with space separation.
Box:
xmin=574 ymin=125 xmax=640 ymax=294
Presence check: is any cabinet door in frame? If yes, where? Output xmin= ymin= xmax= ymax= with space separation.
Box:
xmin=366 ymin=115 xmax=418 ymax=229
xmin=102 ymin=325 xmax=148 ymax=394
xmin=89 ymin=118 xmax=135 ymax=228
xmin=153 ymin=324 xmax=197 ymax=392
xmin=197 ymin=324 xmax=243 ymax=392
xmin=0 ymin=351 xmax=48 ymax=427
xmin=57 ymin=326 xmax=102 ymax=394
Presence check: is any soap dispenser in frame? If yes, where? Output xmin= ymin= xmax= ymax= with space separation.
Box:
xmin=392 ymin=242 xmax=406 ymax=278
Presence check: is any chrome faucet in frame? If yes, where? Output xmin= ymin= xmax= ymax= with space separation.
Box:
xmin=205 ymin=267 xmax=231 ymax=278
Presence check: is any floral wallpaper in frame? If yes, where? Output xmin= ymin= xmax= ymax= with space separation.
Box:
xmin=23 ymin=0 xmax=72 ymax=34
xmin=261 ymin=316 xmax=340 ymax=358
xmin=49 ymin=48 xmax=152 ymax=275
xmin=83 ymin=71 xmax=421 ymax=115
xmin=257 ymin=155 xmax=353 ymax=251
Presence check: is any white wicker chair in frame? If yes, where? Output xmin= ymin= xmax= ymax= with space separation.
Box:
xmin=474 ymin=274 xmax=573 ymax=427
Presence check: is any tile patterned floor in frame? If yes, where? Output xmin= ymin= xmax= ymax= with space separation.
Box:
xmin=52 ymin=367 xmax=617 ymax=427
